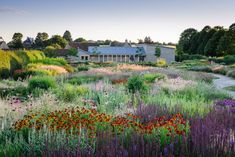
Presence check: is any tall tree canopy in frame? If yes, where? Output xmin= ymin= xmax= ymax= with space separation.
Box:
xmin=34 ymin=32 xmax=49 ymax=49
xmin=74 ymin=37 xmax=86 ymax=42
xmin=48 ymin=35 xmax=68 ymax=48
xmin=8 ymin=33 xmax=23 ymax=49
xmin=177 ymin=23 xmax=235 ymax=57
xmin=63 ymin=30 xmax=72 ymax=42
xmin=176 ymin=28 xmax=197 ymax=56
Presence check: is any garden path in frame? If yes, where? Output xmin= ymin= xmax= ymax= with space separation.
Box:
xmin=213 ymin=74 xmax=235 ymax=99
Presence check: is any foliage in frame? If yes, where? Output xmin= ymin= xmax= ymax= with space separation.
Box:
xmin=227 ymin=69 xmax=235 ymax=78
xmin=143 ymin=73 xmax=166 ymax=83
xmin=77 ymin=66 xmax=89 ymax=72
xmin=67 ymin=75 xmax=103 ymax=85
xmin=127 ymin=75 xmax=147 ymax=94
xmin=156 ymin=58 xmax=167 ymax=67
xmin=68 ymin=48 xmax=78 ymax=56
xmin=189 ymin=66 xmax=212 ymax=72
xmin=155 ymin=46 xmax=161 ymax=57
xmin=28 ymin=76 xmax=56 ymax=91
xmin=55 ymin=84 xmax=89 ymax=102
xmin=48 ymin=35 xmax=68 ymax=48
xmin=177 ymin=54 xmax=207 ymax=61
xmin=8 ymin=33 xmax=23 ymax=49
xmin=33 ymin=32 xmax=49 ymax=49
xmin=0 ymin=50 xmax=45 ymax=79
xmin=30 ymin=57 xmax=68 ymax=66
xmin=224 ymin=85 xmax=235 ymax=91
xmin=177 ymin=23 xmax=235 ymax=57
xmin=223 ymin=55 xmax=235 ymax=64
xmin=63 ymin=30 xmax=72 ymax=42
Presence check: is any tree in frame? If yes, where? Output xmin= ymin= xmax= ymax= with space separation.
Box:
xmin=229 ymin=23 xmax=235 ymax=32
xmin=197 ymin=26 xmax=211 ymax=54
xmin=48 ymin=35 xmax=68 ymax=48
xmin=176 ymin=28 xmax=197 ymax=56
xmin=144 ymin=36 xmax=153 ymax=44
xmin=217 ymin=23 xmax=235 ymax=56
xmin=63 ymin=30 xmax=72 ymax=42
xmin=138 ymin=39 xmax=144 ymax=44
xmin=155 ymin=46 xmax=161 ymax=57
xmin=8 ymin=33 xmax=23 ymax=49
xmin=34 ymin=32 xmax=49 ymax=49
xmin=74 ymin=37 xmax=86 ymax=42
xmin=204 ymin=29 xmax=226 ymax=56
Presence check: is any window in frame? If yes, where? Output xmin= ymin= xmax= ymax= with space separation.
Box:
xmin=85 ymin=56 xmax=88 ymax=60
xmin=81 ymin=56 xmax=84 ymax=60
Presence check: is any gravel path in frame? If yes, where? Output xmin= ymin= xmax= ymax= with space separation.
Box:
xmin=213 ymin=74 xmax=235 ymax=99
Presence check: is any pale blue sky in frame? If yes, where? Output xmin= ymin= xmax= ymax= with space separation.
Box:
xmin=1 ymin=0 xmax=235 ymax=43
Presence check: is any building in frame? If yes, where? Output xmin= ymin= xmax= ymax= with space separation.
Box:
xmin=84 ymin=46 xmax=145 ymax=62
xmin=136 ymin=44 xmax=175 ymax=64
xmin=0 ymin=37 xmax=9 ymax=50
xmin=65 ymin=40 xmax=175 ymax=63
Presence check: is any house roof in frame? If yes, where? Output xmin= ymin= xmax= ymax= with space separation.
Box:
xmin=53 ymin=49 xmax=71 ymax=56
xmin=88 ymin=46 xmax=145 ymax=55
xmin=67 ymin=42 xmax=100 ymax=51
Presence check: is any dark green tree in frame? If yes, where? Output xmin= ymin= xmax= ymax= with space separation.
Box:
xmin=48 ymin=35 xmax=68 ymax=48
xmin=144 ymin=36 xmax=153 ymax=44
xmin=63 ymin=30 xmax=72 ymax=42
xmin=34 ymin=32 xmax=49 ymax=49
xmin=176 ymin=28 xmax=197 ymax=56
xmin=197 ymin=26 xmax=211 ymax=54
xmin=74 ymin=37 xmax=86 ymax=42
xmin=155 ymin=46 xmax=161 ymax=57
xmin=8 ymin=33 xmax=23 ymax=49
xmin=204 ymin=28 xmax=226 ymax=56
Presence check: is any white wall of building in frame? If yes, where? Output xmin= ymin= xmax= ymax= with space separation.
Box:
xmin=137 ymin=44 xmax=175 ymax=63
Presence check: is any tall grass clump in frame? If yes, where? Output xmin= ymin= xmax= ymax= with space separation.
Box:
xmin=28 ymin=76 xmax=56 ymax=91
xmin=146 ymin=82 xmax=231 ymax=117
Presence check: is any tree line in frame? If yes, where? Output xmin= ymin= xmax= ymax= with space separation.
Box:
xmin=7 ymin=30 xmax=85 ymax=50
xmin=177 ymin=23 xmax=235 ymax=57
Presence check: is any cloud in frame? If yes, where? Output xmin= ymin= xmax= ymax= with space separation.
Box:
xmin=0 ymin=7 xmax=27 ymax=15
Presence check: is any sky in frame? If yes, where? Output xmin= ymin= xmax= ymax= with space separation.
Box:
xmin=0 ymin=0 xmax=235 ymax=43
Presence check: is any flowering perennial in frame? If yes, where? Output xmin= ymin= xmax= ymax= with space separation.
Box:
xmin=13 ymin=107 xmax=188 ymax=138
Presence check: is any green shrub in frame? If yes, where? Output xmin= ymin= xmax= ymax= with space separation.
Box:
xmin=55 ymin=84 xmax=89 ymax=102
xmin=227 ymin=69 xmax=235 ymax=78
xmin=224 ymin=85 xmax=235 ymax=91
xmin=133 ymin=62 xmax=156 ymax=67
xmin=224 ymin=55 xmax=235 ymax=65
xmin=178 ymin=54 xmax=207 ymax=61
xmin=144 ymin=73 xmax=166 ymax=83
xmin=0 ymin=86 xmax=29 ymax=98
xmin=77 ymin=66 xmax=89 ymax=72
xmin=156 ymin=58 xmax=167 ymax=67
xmin=13 ymin=70 xmax=49 ymax=80
xmin=28 ymin=76 xmax=56 ymax=90
xmin=67 ymin=75 xmax=103 ymax=85
xmin=127 ymin=75 xmax=148 ymax=94
xmin=189 ymin=66 xmax=212 ymax=72
xmin=208 ymin=57 xmax=224 ymax=64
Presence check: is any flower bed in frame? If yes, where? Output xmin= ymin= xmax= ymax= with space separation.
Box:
xmin=13 ymin=107 xmax=188 ymax=140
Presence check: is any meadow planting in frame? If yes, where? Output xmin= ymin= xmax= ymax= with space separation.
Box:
xmin=0 ymin=55 xmax=234 ymax=156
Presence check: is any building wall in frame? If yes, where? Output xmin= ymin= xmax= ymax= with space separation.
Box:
xmin=160 ymin=47 xmax=175 ymax=64
xmin=137 ymin=44 xmax=175 ymax=63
